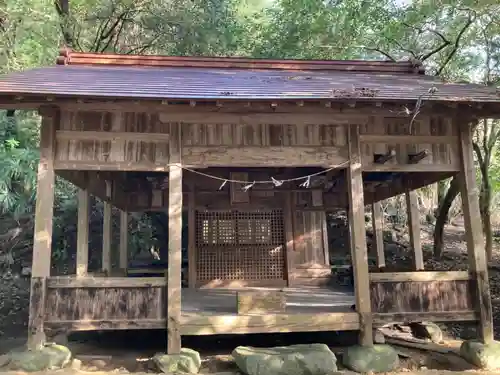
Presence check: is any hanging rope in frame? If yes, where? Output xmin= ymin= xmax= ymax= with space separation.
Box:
xmin=177 ymin=160 xmax=350 ymax=190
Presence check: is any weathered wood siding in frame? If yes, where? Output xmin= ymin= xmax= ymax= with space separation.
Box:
xmin=291 ymin=211 xmax=328 ymax=267
xmin=360 ymin=116 xmax=459 ymax=171
xmin=54 ymin=110 xmax=457 ymax=172
xmin=55 ymin=111 xmax=170 ymax=170
xmin=45 ymin=279 xmax=165 ymax=323
xmin=289 ymin=191 xmax=331 ymax=285
xmin=370 ymin=272 xmax=474 ymax=314
xmin=175 ymin=117 xmax=349 ymax=167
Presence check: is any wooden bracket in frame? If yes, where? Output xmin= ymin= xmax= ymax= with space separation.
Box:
xmin=373 ymin=149 xmax=396 ymax=164
xmin=408 ymin=150 xmax=430 ymax=164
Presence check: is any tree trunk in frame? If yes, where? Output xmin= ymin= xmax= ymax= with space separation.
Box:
xmin=479 ymin=169 xmax=493 ymax=262
xmin=433 ymin=177 xmax=460 ymax=258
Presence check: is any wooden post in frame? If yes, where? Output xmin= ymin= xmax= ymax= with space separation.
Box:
xmin=28 ymin=109 xmax=56 ymax=350
xmin=405 ymin=189 xmax=424 ymax=270
xmin=284 ymin=192 xmax=295 ymax=286
xmin=371 ymin=201 xmax=385 ymax=269
xmin=458 ymin=119 xmax=494 ymax=343
xmin=167 ymin=123 xmax=182 ymax=353
xmin=347 ymin=125 xmax=373 ymax=346
xmin=76 ymin=186 xmax=89 ymax=277
xmin=187 ymin=180 xmax=196 ymax=289
xmin=102 ymin=181 xmax=112 ymax=274
xmin=119 ymin=210 xmax=128 ymax=270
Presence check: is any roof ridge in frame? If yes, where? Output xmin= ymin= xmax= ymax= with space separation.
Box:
xmin=56 ymin=48 xmax=426 ymax=74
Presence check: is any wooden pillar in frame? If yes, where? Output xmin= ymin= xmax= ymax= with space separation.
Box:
xmin=347 ymin=125 xmax=373 ymax=346
xmin=284 ymin=192 xmax=295 ymax=286
xmin=187 ymin=181 xmax=196 ymax=289
xmin=102 ymin=181 xmax=112 ymax=274
xmin=371 ymin=201 xmax=385 ymax=269
xmin=119 ymin=210 xmax=128 ymax=270
xmin=167 ymin=123 xmax=182 ymax=353
xmin=28 ymin=109 xmax=56 ymax=350
xmin=458 ymin=119 xmax=494 ymax=343
xmin=76 ymin=186 xmax=89 ymax=277
xmin=405 ymin=189 xmax=424 ymax=270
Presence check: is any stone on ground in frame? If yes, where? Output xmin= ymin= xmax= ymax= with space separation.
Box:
xmin=460 ymin=340 xmax=500 ymax=370
xmin=342 ymin=344 xmax=399 ymax=373
xmin=153 ymin=348 xmax=201 ymax=374
xmin=232 ymin=343 xmax=337 ymax=375
xmin=1 ymin=343 xmax=72 ymax=372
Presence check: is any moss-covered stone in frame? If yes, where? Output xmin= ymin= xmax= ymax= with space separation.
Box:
xmin=460 ymin=340 xmax=500 ymax=370
xmin=4 ymin=344 xmax=71 ymax=372
xmin=153 ymin=348 xmax=201 ymax=374
xmin=342 ymin=344 xmax=399 ymax=373
xmin=232 ymin=343 xmax=337 ymax=375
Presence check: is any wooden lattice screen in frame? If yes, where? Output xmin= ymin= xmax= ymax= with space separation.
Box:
xmin=196 ymin=210 xmax=285 ymax=282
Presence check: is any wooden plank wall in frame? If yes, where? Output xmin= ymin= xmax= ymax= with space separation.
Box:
xmin=370 ymin=272 xmax=477 ymax=324
xmin=176 ymin=118 xmax=349 ymax=167
xmin=53 ymin=110 xmax=458 ymax=173
xmin=44 ymin=278 xmax=165 ymax=326
xmin=55 ymin=111 xmax=170 ymax=170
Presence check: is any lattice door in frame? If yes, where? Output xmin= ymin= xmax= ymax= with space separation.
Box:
xmin=196 ymin=210 xmax=285 ymax=282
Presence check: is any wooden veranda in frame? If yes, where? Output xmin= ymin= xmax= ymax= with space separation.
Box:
xmin=0 ymin=49 xmax=498 ymax=353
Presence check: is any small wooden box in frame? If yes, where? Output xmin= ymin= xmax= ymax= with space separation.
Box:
xmin=237 ymin=290 xmax=286 ymax=314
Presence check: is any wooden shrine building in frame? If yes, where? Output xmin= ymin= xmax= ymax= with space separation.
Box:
xmin=0 ymin=49 xmax=499 ymax=353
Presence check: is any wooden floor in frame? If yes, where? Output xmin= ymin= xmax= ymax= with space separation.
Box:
xmin=181 ymin=286 xmax=355 ymax=315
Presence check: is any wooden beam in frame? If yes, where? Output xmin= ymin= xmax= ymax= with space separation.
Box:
xmin=47 ymin=276 xmax=165 ymax=288
xmin=119 ymin=210 xmax=128 ymax=270
xmin=373 ymin=311 xmax=478 ymax=326
xmin=457 ymin=119 xmax=494 ymax=343
xmin=167 ymin=122 xmax=182 ymax=353
xmin=179 ymin=312 xmax=360 ymax=335
xmin=371 ymin=201 xmax=385 ymax=269
xmin=405 ymin=189 xmax=424 ymax=270
xmin=182 ymin=146 xmax=348 ymax=167
xmin=28 ymin=110 xmax=57 ymax=350
xmin=55 ymin=99 xmax=464 ymax=118
xmin=360 ymin=135 xmax=456 ymax=144
xmin=284 ymin=192 xmax=295 ymax=286
xmin=55 ymin=160 xmax=170 ymax=172
xmin=369 ymin=271 xmax=470 ymax=282
xmin=102 ymin=181 xmax=112 ymax=274
xmin=56 ymin=130 xmax=170 ymax=143
xmin=160 ymin=112 xmax=362 ymax=125
xmin=44 ymin=312 xmax=361 ymax=334
xmin=347 ymin=125 xmax=373 ymax=346
xmin=76 ymin=186 xmax=90 ymax=277
xmin=187 ymin=183 xmax=196 ymax=289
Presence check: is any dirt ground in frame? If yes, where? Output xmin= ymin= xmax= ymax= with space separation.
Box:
xmin=0 ymin=222 xmax=500 ymax=374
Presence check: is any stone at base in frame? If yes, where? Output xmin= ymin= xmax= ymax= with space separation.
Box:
xmin=153 ymin=348 xmax=201 ymax=374
xmin=2 ymin=343 xmax=72 ymax=372
xmin=460 ymin=340 xmax=500 ymax=370
xmin=342 ymin=344 xmax=399 ymax=373
xmin=70 ymin=358 xmax=82 ymax=370
xmin=232 ymin=343 xmax=337 ymax=375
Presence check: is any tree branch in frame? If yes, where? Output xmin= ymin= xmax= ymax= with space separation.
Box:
xmin=434 ymin=10 xmax=476 ymax=76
